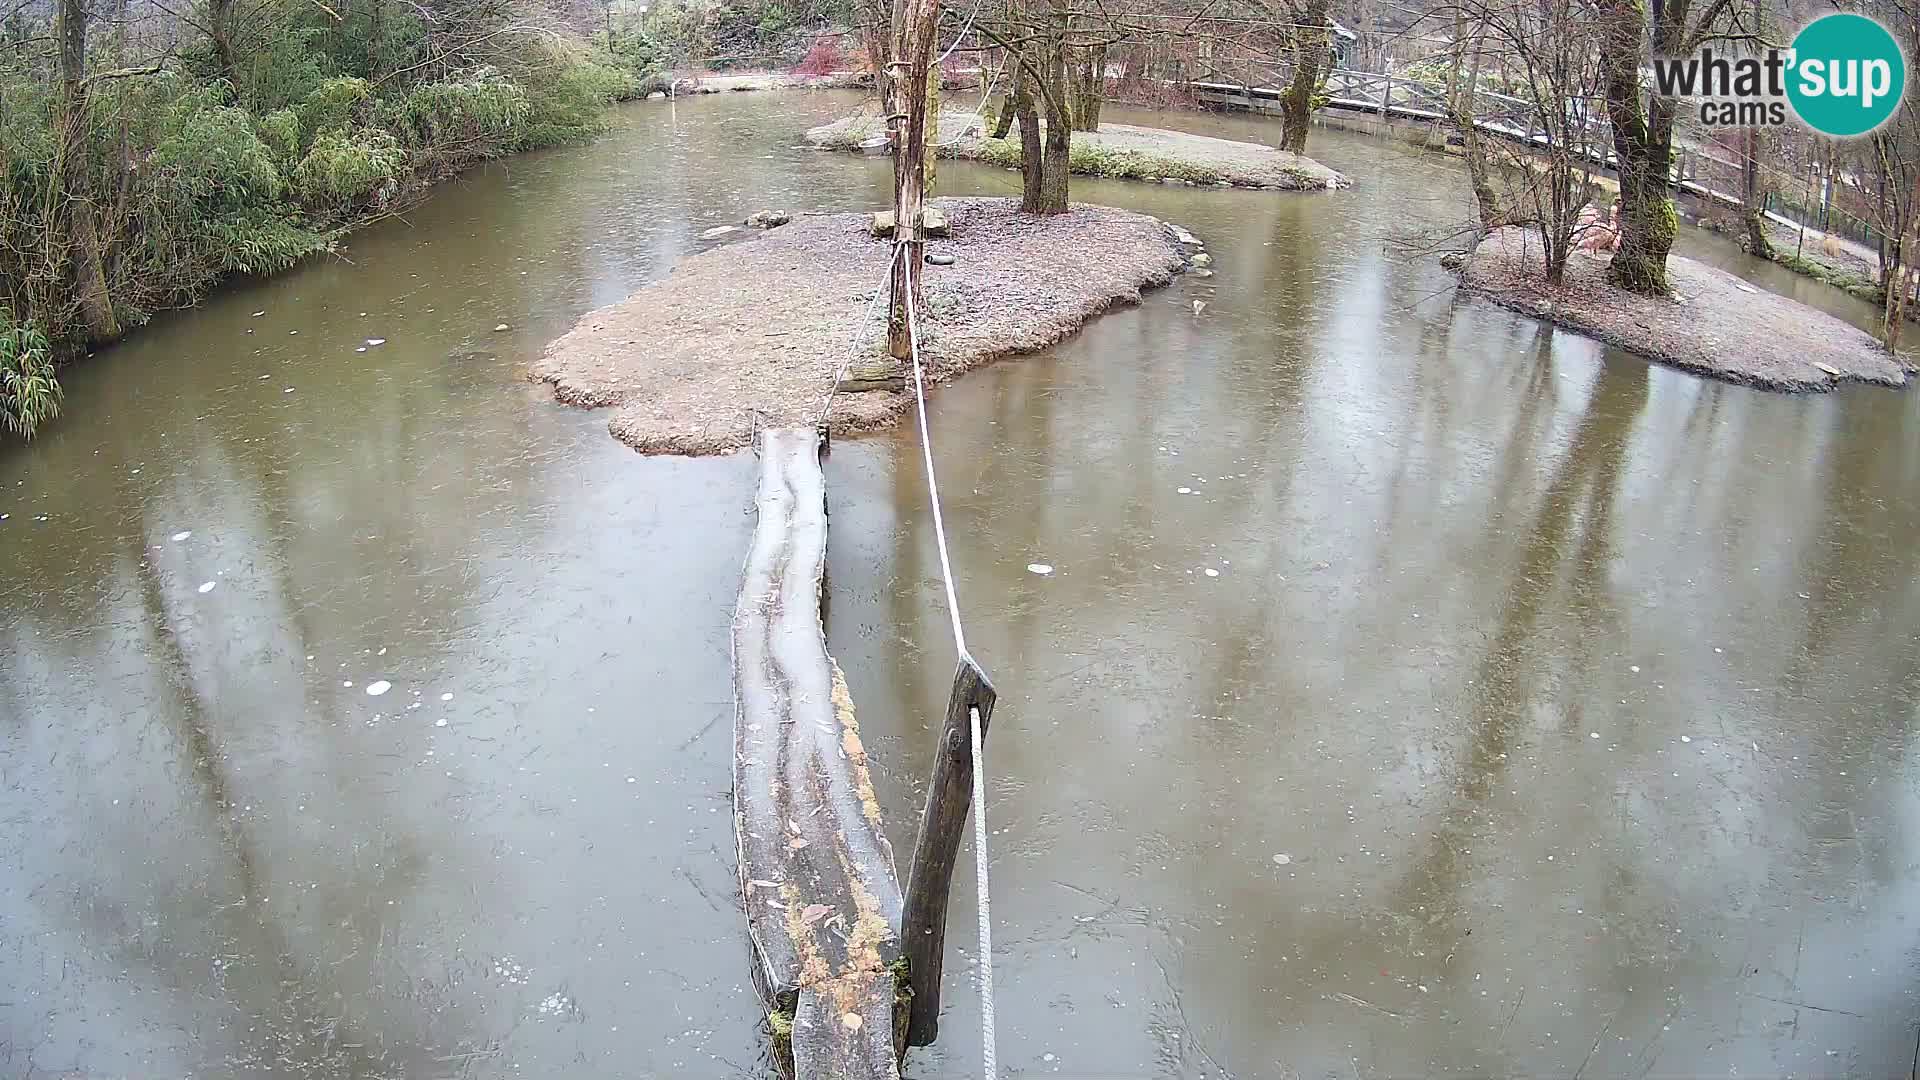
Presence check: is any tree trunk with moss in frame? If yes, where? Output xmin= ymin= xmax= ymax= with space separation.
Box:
xmin=1737 ymin=0 xmax=1771 ymax=260
xmin=1885 ymin=237 xmax=1908 ymax=347
xmin=1741 ymin=128 xmax=1773 ymax=259
xmin=1013 ymin=59 xmax=1045 ymax=210
xmin=209 ymin=0 xmax=241 ymax=87
xmin=1034 ymin=6 xmax=1072 ymax=213
xmin=368 ymin=0 xmax=387 ymax=79
xmin=1279 ymin=0 xmax=1331 ymax=154
xmin=1447 ymin=20 xmax=1502 ymax=233
xmin=1010 ymin=2 xmax=1071 ymax=215
xmin=922 ymin=52 xmax=939 ymax=192
xmin=55 ymin=0 xmax=120 ymax=342
xmin=1599 ymin=0 xmax=1678 ymax=295
xmin=1068 ymin=43 xmax=1104 ymax=131
xmin=989 ymin=60 xmax=1018 ymax=137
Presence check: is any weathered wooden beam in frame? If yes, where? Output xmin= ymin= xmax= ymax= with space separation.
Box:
xmin=901 ymin=654 xmax=998 ymax=1047
xmin=732 ymin=427 xmax=906 ymax=1079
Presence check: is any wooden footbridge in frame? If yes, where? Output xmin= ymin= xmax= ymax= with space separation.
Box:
xmin=732 ymin=428 xmax=907 ymax=1078
xmin=732 ymin=423 xmax=999 ymax=1078
xmin=726 ymin=0 xmax=1014 ymax=1071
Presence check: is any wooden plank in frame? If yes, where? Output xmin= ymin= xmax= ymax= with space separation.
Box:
xmin=733 ymin=427 xmax=905 ymax=1079
xmin=901 ymin=655 xmax=998 ymax=1046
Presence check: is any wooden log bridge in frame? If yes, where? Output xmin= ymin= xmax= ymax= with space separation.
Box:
xmin=733 ymin=427 xmax=906 ymax=1078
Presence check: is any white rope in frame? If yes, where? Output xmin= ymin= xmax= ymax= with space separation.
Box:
xmin=969 ymin=701 xmax=997 ymax=1080
xmin=818 ymin=244 xmax=906 ymax=427
xmin=901 ymin=260 xmax=968 ymax=658
xmin=936 ymin=0 xmax=987 ymax=65
xmin=902 ymin=253 xmax=996 ymax=1078
xmin=934 ymin=63 xmax=1004 ymax=149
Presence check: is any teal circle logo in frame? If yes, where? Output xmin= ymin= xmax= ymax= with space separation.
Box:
xmin=1787 ymin=13 xmax=1906 ymax=136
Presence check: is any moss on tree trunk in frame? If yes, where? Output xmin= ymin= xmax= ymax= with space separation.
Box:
xmin=1279 ymin=0 xmax=1331 ymax=155
xmin=1599 ymin=0 xmax=1678 ymax=296
xmin=1741 ymin=129 xmax=1774 ymax=259
xmin=1014 ymin=74 xmax=1045 ymax=211
xmin=989 ymin=63 xmax=1019 ymax=139
xmin=1069 ymin=44 xmax=1105 ymax=132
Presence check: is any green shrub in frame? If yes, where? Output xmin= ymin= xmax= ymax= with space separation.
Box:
xmin=384 ymin=78 xmax=529 ymax=158
xmin=196 ymin=210 xmax=333 ymax=275
xmin=0 ymin=16 xmax=652 ymax=440
xmin=242 ymin=23 xmax=334 ymax=111
xmin=0 ymin=316 xmax=58 ymax=440
xmin=516 ymin=59 xmax=631 ymax=149
xmin=151 ymin=97 xmax=287 ymax=210
xmin=257 ymin=107 xmax=303 ymax=168
xmin=299 ymin=76 xmax=373 ymax=138
xmin=293 ymin=127 xmax=405 ymax=207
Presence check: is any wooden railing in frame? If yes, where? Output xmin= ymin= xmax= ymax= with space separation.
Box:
xmin=1182 ymin=62 xmax=1877 ymax=249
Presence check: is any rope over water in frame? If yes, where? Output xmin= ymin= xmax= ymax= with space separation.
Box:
xmin=901 ymin=245 xmax=998 ymax=1079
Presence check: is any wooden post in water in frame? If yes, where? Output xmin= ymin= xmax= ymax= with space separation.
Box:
xmin=886 ymin=0 xmax=940 ymax=360
xmin=901 ymin=655 xmax=997 ymax=1046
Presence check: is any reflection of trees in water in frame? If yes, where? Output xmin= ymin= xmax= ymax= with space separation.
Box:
xmin=123 ymin=503 xmax=466 ymax=1078
xmin=1454 ymin=354 xmax=1648 ymax=806
xmin=1122 ymin=351 xmax=1654 ymax=1077
xmin=1 ymin=389 xmax=530 ymax=1074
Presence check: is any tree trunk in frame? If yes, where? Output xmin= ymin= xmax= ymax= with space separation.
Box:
xmin=1883 ymin=231 xmax=1907 ymax=347
xmin=369 ymin=0 xmax=386 ymax=79
xmin=923 ymin=48 xmax=939 ymax=192
xmin=1039 ymin=107 xmax=1069 ymax=212
xmin=1599 ymin=0 xmax=1676 ymax=296
xmin=989 ymin=60 xmax=1018 ymax=138
xmin=1738 ymin=0 xmax=1771 ymax=260
xmin=1068 ymin=43 xmax=1104 ymax=131
xmin=1448 ymin=21 xmax=1502 ymax=233
xmin=1279 ymin=0 xmax=1331 ymax=154
xmin=55 ymin=0 xmax=119 ymax=342
xmin=1741 ymin=128 xmax=1773 ymax=259
xmin=885 ymin=0 xmax=938 ymax=360
xmin=1030 ymin=5 xmax=1071 ymax=214
xmin=209 ymin=0 xmax=239 ymax=87
xmin=1013 ymin=63 xmax=1044 ymax=211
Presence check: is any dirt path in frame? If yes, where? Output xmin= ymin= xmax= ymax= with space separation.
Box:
xmin=1456 ymin=226 xmax=1909 ymax=392
xmin=533 ymin=197 xmax=1189 ymax=455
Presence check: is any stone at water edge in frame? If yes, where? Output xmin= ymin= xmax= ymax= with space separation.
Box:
xmin=1191 ymin=268 xmax=1214 ymax=278
xmin=868 ymin=206 xmax=951 ymax=238
xmin=1190 ymin=252 xmax=1213 ymax=268
xmin=494 ymin=323 xmax=512 ymax=332
xmin=837 ymin=358 xmax=904 ymax=393
xmin=646 ymin=91 xmax=666 ymax=100
xmin=746 ymin=210 xmax=792 ymax=229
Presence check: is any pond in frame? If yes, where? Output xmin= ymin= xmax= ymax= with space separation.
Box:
xmin=3 ymin=90 xmax=1917 ymax=1078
